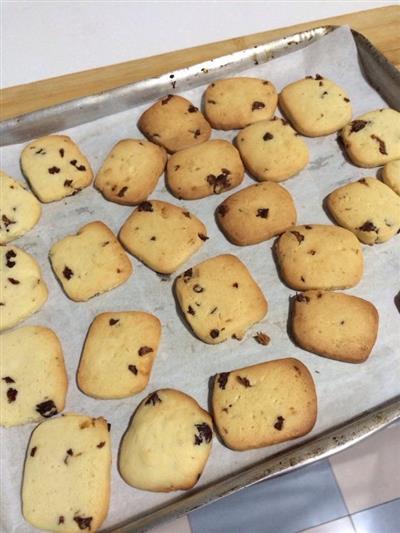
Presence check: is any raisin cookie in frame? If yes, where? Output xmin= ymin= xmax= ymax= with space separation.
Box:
xmin=204 ymin=77 xmax=278 ymax=130
xmin=175 ymin=254 xmax=268 ymax=344
xmin=212 ymin=358 xmax=317 ymax=450
xmin=275 ymin=224 xmax=363 ymax=290
xmin=1 ymin=326 xmax=67 ymax=427
xmin=138 ymin=95 xmax=211 ymax=153
xmin=236 ymin=118 xmax=309 ymax=181
xmin=77 ymin=311 xmax=161 ymax=399
xmin=1 ymin=245 xmax=48 ymax=331
xmin=22 ymin=414 xmax=111 ymax=533
xmin=216 ymin=182 xmax=297 ymax=245
xmin=119 ymin=200 xmax=207 ymax=274
xmin=95 ymin=139 xmax=167 ymax=205
xmin=166 ymin=139 xmax=244 ymax=200
xmin=0 ymin=170 xmax=41 ymax=244
xmin=279 ymin=75 xmax=352 ymax=136
xmin=326 ymin=177 xmax=400 ymax=244
xmin=292 ymin=291 xmax=379 ymax=363
xmin=119 ymin=389 xmax=213 ymax=492
xmin=382 ymin=159 xmax=400 ymax=195
xmin=49 ymin=221 xmax=132 ymax=301
xmin=20 ymin=135 xmax=93 ymax=202
xmin=341 ymin=108 xmax=400 ymax=167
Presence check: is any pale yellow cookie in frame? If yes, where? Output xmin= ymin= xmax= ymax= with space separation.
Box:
xmin=382 ymin=159 xmax=400 ymax=195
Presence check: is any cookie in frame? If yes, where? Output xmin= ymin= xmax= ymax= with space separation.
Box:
xmin=341 ymin=108 xmax=400 ymax=167
xmin=292 ymin=291 xmax=379 ymax=363
xmin=49 ymin=221 xmax=132 ymax=302
xmin=204 ymin=77 xmax=278 ymax=130
xmin=175 ymin=254 xmax=268 ymax=344
xmin=212 ymin=358 xmax=317 ymax=450
xmin=166 ymin=139 xmax=244 ymax=200
xmin=0 ymin=170 xmax=41 ymax=244
xmin=94 ymin=139 xmax=167 ymax=205
xmin=216 ymin=182 xmax=297 ymax=245
xmin=138 ymin=95 xmax=211 ymax=153
xmin=236 ymin=118 xmax=309 ymax=182
xmin=22 ymin=414 xmax=111 ymax=532
xmin=1 ymin=326 xmax=67 ymax=427
xmin=119 ymin=389 xmax=212 ymax=492
xmin=326 ymin=177 xmax=400 ymax=244
xmin=20 ymin=135 xmax=93 ymax=202
xmin=119 ymin=200 xmax=207 ymax=274
xmin=279 ymin=75 xmax=352 ymax=137
xmin=382 ymin=159 xmax=400 ymax=195
xmin=1 ymin=245 xmax=48 ymax=331
xmin=275 ymin=224 xmax=363 ymax=290
xmin=77 ymin=311 xmax=161 ymax=399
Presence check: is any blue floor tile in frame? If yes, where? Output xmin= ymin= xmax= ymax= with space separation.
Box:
xmin=352 ymin=499 xmax=400 ymax=533
xmin=189 ymin=459 xmax=348 ymax=533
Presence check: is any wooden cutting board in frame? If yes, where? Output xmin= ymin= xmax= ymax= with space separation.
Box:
xmin=1 ymin=4 xmax=399 ymax=121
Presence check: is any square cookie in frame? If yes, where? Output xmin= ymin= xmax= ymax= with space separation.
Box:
xmin=341 ymin=108 xmax=400 ymax=167
xmin=1 ymin=245 xmax=48 ymax=331
xmin=236 ymin=117 xmax=309 ymax=181
xmin=1 ymin=326 xmax=67 ymax=427
xmin=77 ymin=311 xmax=161 ymax=399
xmin=22 ymin=414 xmax=111 ymax=532
xmin=95 ymin=139 xmax=167 ymax=205
xmin=204 ymin=77 xmax=278 ymax=130
xmin=166 ymin=139 xmax=244 ymax=200
xmin=326 ymin=177 xmax=400 ymax=244
xmin=119 ymin=200 xmax=208 ymax=274
xmin=20 ymin=135 xmax=93 ymax=202
xmin=216 ymin=182 xmax=297 ymax=245
xmin=0 ymin=170 xmax=41 ymax=244
xmin=119 ymin=389 xmax=213 ymax=492
xmin=279 ymin=75 xmax=352 ymax=136
xmin=49 ymin=221 xmax=132 ymax=302
xmin=292 ymin=291 xmax=379 ymax=363
xmin=212 ymin=358 xmax=317 ymax=450
xmin=275 ymin=224 xmax=363 ymax=290
xmin=175 ymin=254 xmax=268 ymax=344
xmin=138 ymin=94 xmax=211 ymax=153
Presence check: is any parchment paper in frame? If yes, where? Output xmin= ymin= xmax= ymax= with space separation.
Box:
xmin=1 ymin=26 xmax=399 ymax=533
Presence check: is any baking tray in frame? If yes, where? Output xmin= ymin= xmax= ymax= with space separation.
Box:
xmin=1 ymin=25 xmax=399 ymax=533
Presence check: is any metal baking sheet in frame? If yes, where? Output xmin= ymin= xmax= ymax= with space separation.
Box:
xmin=0 ymin=25 xmax=399 ymax=533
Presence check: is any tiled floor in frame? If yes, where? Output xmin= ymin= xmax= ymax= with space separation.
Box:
xmin=150 ymin=421 xmax=400 ymax=533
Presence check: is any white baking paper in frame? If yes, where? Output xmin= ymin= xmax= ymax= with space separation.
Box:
xmin=1 ymin=26 xmax=399 ymax=533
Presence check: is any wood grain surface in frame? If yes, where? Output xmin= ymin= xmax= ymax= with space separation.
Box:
xmin=1 ymin=5 xmax=399 ymax=121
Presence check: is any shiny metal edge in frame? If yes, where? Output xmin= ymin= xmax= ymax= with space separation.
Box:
xmin=110 ymin=396 xmax=400 ymax=532
xmin=0 ymin=25 xmax=333 ymax=146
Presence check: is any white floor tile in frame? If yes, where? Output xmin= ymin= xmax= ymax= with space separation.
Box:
xmin=329 ymin=422 xmax=400 ymax=514
xmin=300 ymin=515 xmax=355 ymax=533
xmin=149 ymin=515 xmax=191 ymax=533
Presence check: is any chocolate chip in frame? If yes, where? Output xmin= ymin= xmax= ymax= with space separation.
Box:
xmin=150 ymin=236 xmax=156 ymax=241
xmin=340 ymin=320 xmax=345 ymax=325
xmin=59 ymin=148 xmax=64 ymax=157
xmin=274 ymin=415 xmax=285 ymax=430
xmin=217 ymin=204 xmax=229 ymax=217
xmin=308 ymin=249 xmax=316 ymax=255
xmin=109 ymin=318 xmax=119 ymax=326
xmin=193 ymin=129 xmax=201 ymax=138
xmin=206 ymin=173 xmax=231 ymax=194
xmin=232 ymin=282 xmax=239 ymax=288
xmin=97 ymin=441 xmax=106 ymax=448
xmin=107 ymin=423 xmax=111 ymax=432
xmin=221 ymin=168 xmax=231 ymax=175
xmin=73 ymin=516 xmax=93 ymax=530
xmin=2 ymin=214 xmax=16 ymax=228
xmin=102 ymin=241 xmax=110 ymax=247
xmin=263 ymin=132 xmax=273 ymax=141
xmin=138 ymin=201 xmax=153 ymax=212
xmin=2 ymin=376 xmax=15 ymax=383
xmin=291 ymin=231 xmax=304 ymax=244
xmin=207 ymin=99 xmax=216 ymax=104
xmin=128 ymin=364 xmax=138 ymax=375
xmin=8 ymin=277 xmax=19 ymax=285
xmin=344 ymin=97 xmax=350 ymax=102
xmin=182 ymin=211 xmax=191 ymax=218
xmin=7 ymin=388 xmax=17 ymax=403
xmin=358 ymin=178 xmax=368 ymax=186
xmin=187 ymin=305 xmax=195 ymax=315
xmin=304 ymin=225 xmax=312 ymax=230
xmin=63 ymin=266 xmax=74 ymax=280
xmin=117 ymin=186 xmax=128 ymax=197
xmin=36 ymin=399 xmax=57 ymax=418
xmin=64 ymin=179 xmax=73 ymax=187
xmin=321 ymin=91 xmax=328 ymax=98
xmin=254 ymin=331 xmax=270 ymax=345
xmin=30 ymin=446 xmax=37 ymax=457
xmin=237 ymin=376 xmax=251 ymax=387
xmin=217 ymin=372 xmax=230 ymax=390
xmin=138 ymin=346 xmax=153 ymax=357
xmin=370 ymin=134 xmax=388 ymax=155
xmin=64 ymin=448 xmax=74 ymax=464
xmin=315 ymin=74 xmax=323 ymax=80
xmin=193 ymin=284 xmax=204 ymax=293
xmin=252 ymin=101 xmax=265 ymax=111
xmin=5 ymin=249 xmax=17 ymax=268
xmin=350 ymin=119 xmax=369 ymax=133
xmin=35 ymin=148 xmax=44 ymax=154
xmin=198 ymin=233 xmax=209 ymax=241
xmin=210 ymin=328 xmax=219 ymax=339
xmin=145 ymin=392 xmax=162 ymax=406
xmin=296 ymin=293 xmax=310 ymax=303
xmin=194 ymin=423 xmax=212 ymax=445
xmin=256 ymin=208 xmax=269 ymax=218
xmin=358 ymin=221 xmax=378 ymax=232
xmin=161 ymin=94 xmax=173 ymax=105
xmin=48 ymin=166 xmax=60 ymax=174
xmin=183 ymin=268 xmax=193 ymax=281
xmin=188 ymin=105 xmax=198 ymax=113
xmin=301 ymin=276 xmax=306 ymax=282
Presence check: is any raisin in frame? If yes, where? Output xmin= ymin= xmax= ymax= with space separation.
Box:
xmin=137 ymin=201 xmax=153 ymax=212
xmin=296 ymin=293 xmax=310 ymax=303
xmin=315 ymin=74 xmax=323 ymax=80
xmin=109 ymin=318 xmax=119 ymax=326
xmin=217 ymin=372 xmax=229 ymax=389
xmin=48 ymin=166 xmax=60 ymax=174
xmin=370 ymin=134 xmax=388 ymax=155
xmin=7 ymin=388 xmax=17 ymax=402
xmin=97 ymin=441 xmax=106 ymax=448
xmin=128 ymin=364 xmax=138 ymax=375
xmin=8 ymin=277 xmax=20 ymax=285
xmin=321 ymin=91 xmax=328 ymax=98
xmin=232 ymin=282 xmax=239 ymax=288
xmin=217 ymin=204 xmax=229 ymax=217
xmin=308 ymin=250 xmax=316 ymax=255
xmin=161 ymin=94 xmax=173 ymax=105
xmin=59 ymin=148 xmax=64 ymax=157
xmin=252 ymin=101 xmax=265 ymax=110
xmin=193 ymin=284 xmax=204 ymax=293
xmin=254 ymin=331 xmax=270 ymax=345
xmin=36 ymin=399 xmax=57 ymax=418
xmin=291 ymin=231 xmax=304 ymax=244
xmin=145 ymin=392 xmax=162 ymax=405
xmin=64 ymin=448 xmax=74 ymax=464
xmin=358 ymin=221 xmax=378 ymax=232
xmin=64 ymin=179 xmax=73 ymax=187
xmin=198 ymin=233 xmax=208 ymax=241
xmin=73 ymin=516 xmax=93 ymax=530
xmin=193 ymin=129 xmax=201 ymax=138
xmin=256 ymin=208 xmax=269 ymax=218
xmin=210 ymin=329 xmax=219 ymax=339
xmin=2 ymin=215 xmax=15 ymax=228
xmin=63 ymin=266 xmax=74 ymax=280
xmin=117 ymin=186 xmax=128 ymax=197
xmin=350 ymin=120 xmax=369 ymax=133
xmin=187 ymin=305 xmax=195 ymax=315
xmin=182 ymin=211 xmax=191 ymax=218
xmin=188 ymin=105 xmax=198 ymax=113
xmin=274 ymin=415 xmax=285 ymax=430
xmin=237 ymin=376 xmax=251 ymax=387
xmin=183 ymin=268 xmax=193 ymax=281
xmin=194 ymin=423 xmax=212 ymax=445
xmin=5 ymin=249 xmax=16 ymax=268
xmin=35 ymin=148 xmax=44 ymax=154
xmin=138 ymin=346 xmax=153 ymax=356
xmin=358 ymin=178 xmax=368 ymax=186
xmin=207 ymin=99 xmax=216 ymax=104
xmin=30 ymin=447 xmax=37 ymax=457
xmin=304 ymin=225 xmax=312 ymax=230
xmin=263 ymin=132 xmax=273 ymax=141
xmin=344 ymin=97 xmax=350 ymax=102
xmin=2 ymin=376 xmax=15 ymax=383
